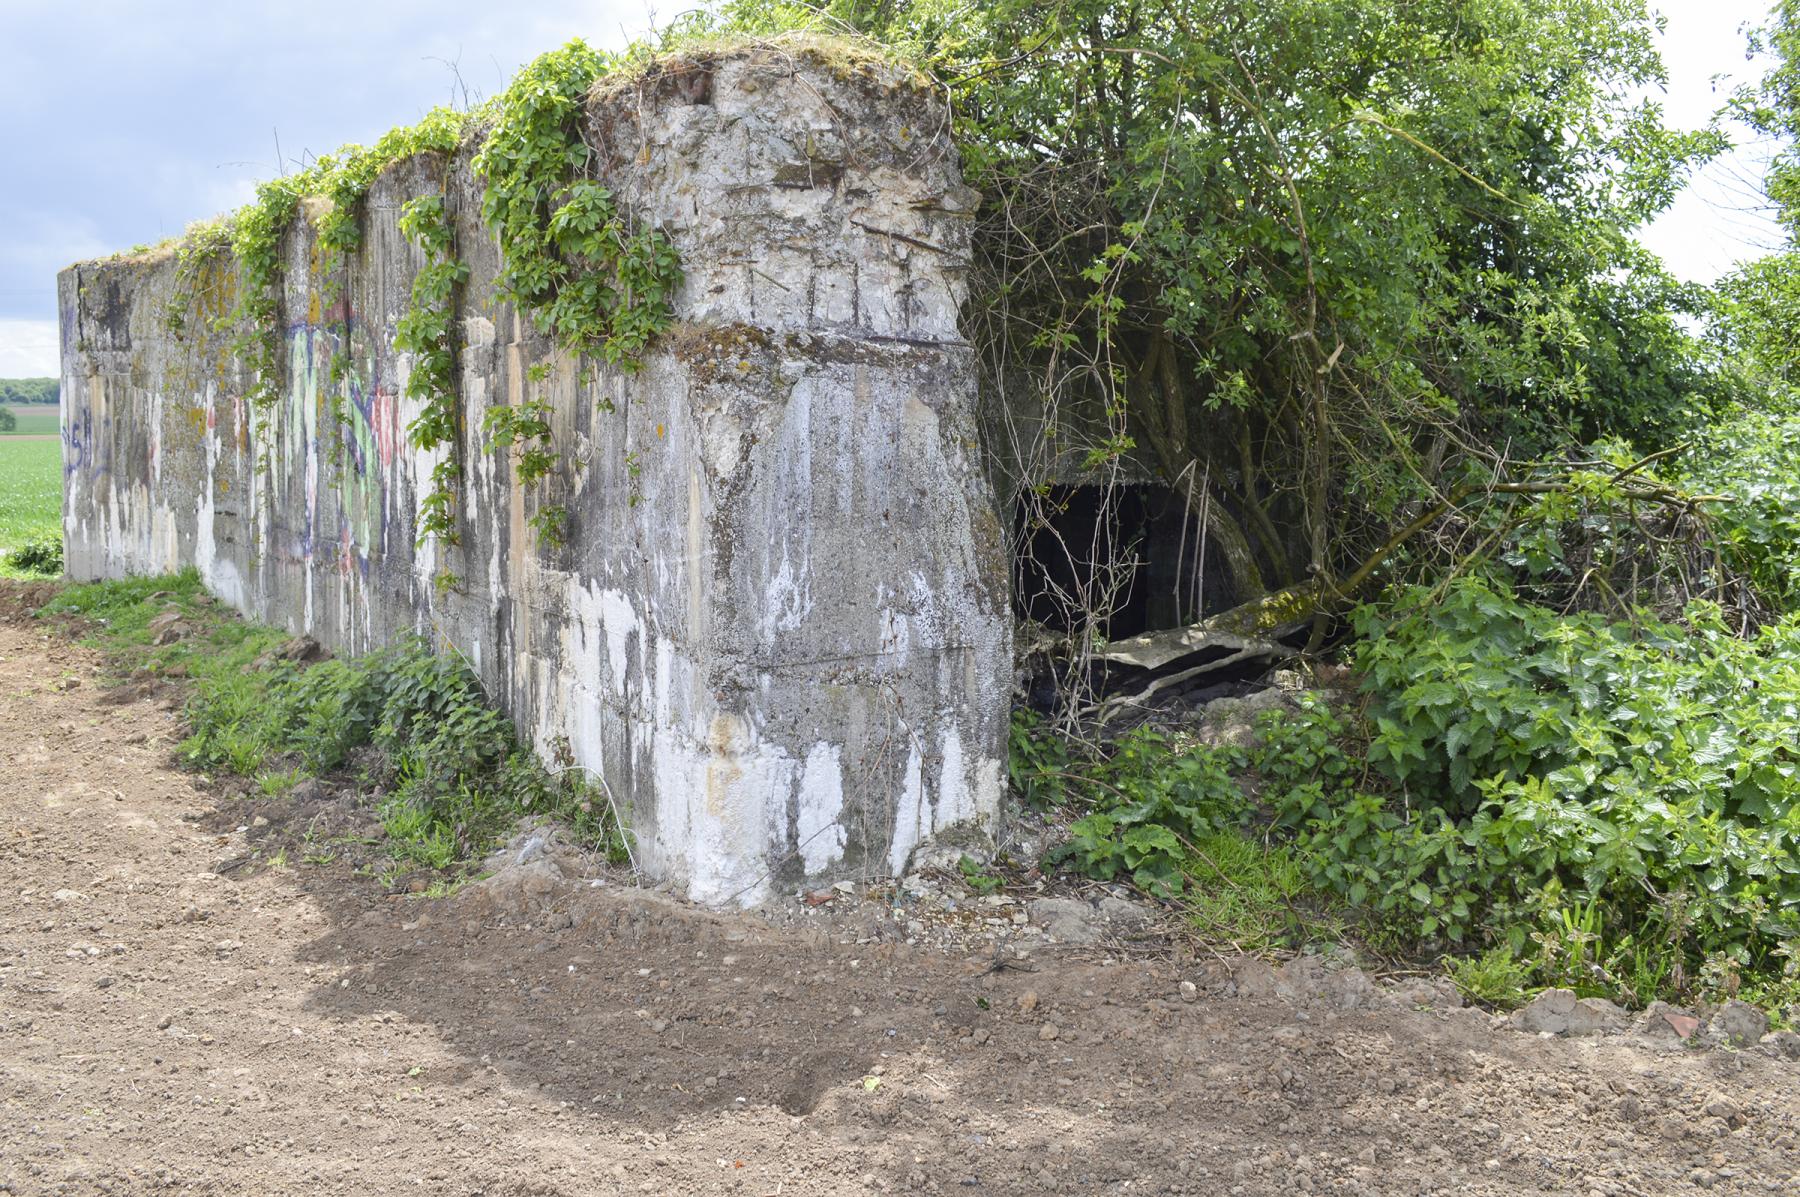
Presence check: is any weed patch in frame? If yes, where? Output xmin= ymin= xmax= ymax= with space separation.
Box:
xmin=39 ymin=572 xmax=629 ymax=878
xmin=1014 ymin=574 xmax=1800 ymax=1017
xmin=1016 ymin=710 xmax=1348 ymax=955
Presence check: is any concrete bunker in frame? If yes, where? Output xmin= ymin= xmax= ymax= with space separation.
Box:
xmin=59 ymin=40 xmax=1011 ymax=905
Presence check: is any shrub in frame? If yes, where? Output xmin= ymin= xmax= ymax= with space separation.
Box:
xmin=1680 ymin=406 xmax=1800 ymax=611
xmin=4 ymin=531 xmax=61 ymax=575
xmin=1015 ymin=571 xmax=1800 ymax=1010
xmin=180 ymin=636 xmax=628 ymax=867
xmin=1256 ymin=578 xmax=1800 ymax=1005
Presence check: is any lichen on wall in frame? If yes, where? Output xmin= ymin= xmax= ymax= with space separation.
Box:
xmin=58 ymin=39 xmax=1011 ymax=905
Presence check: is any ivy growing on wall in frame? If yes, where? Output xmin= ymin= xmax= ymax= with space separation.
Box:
xmin=472 ymin=40 xmax=682 ymax=365
xmin=393 ymin=192 xmax=469 ymax=563
xmin=158 ymin=36 xmax=684 ymax=566
xmin=226 ymin=174 xmax=311 ymax=419
xmin=471 ymin=39 xmax=684 ymax=543
xmin=314 ymin=108 xmax=471 ymax=443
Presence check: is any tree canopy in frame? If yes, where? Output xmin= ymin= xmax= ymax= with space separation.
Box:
xmin=0 ymin=378 xmax=58 ymax=405
xmin=702 ymin=0 xmax=1731 ymax=622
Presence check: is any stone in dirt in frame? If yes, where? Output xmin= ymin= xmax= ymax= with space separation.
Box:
xmin=1705 ymin=1000 xmax=1768 ymax=1047
xmin=1701 ymin=1093 xmax=1744 ymax=1125
xmin=1638 ymin=1000 xmax=1701 ymax=1040
xmin=146 ymin=610 xmax=191 ymax=646
xmin=1027 ymin=898 xmax=1100 ymax=945
xmin=1272 ymin=955 xmax=1381 ymax=1011
xmin=1096 ymin=895 xmax=1154 ymax=931
xmin=1510 ymin=988 xmax=1626 ymax=1036
xmin=464 ymin=820 xmax=591 ymax=915
xmin=275 ymin=636 xmax=326 ymax=663
xmin=1758 ymin=1030 xmax=1800 ymax=1060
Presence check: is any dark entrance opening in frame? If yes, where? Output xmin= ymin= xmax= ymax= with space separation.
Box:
xmin=1013 ymin=484 xmax=1237 ymax=640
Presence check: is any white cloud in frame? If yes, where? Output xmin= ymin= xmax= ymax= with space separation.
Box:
xmin=0 ymin=319 xmax=61 ymax=378
xmin=0 ymin=0 xmax=654 ymax=323
xmin=1637 ymin=0 xmax=1787 ymax=281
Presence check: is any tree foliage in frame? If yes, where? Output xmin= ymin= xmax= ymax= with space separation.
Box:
xmin=0 ymin=379 xmax=58 ymax=405
xmin=1715 ymin=1 xmax=1800 ymax=387
xmin=711 ymin=0 xmax=1725 ymax=616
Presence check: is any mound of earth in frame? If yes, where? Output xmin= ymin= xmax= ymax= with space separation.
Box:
xmin=2 ymin=593 xmax=1797 ymax=1196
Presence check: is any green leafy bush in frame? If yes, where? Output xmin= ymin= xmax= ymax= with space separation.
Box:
xmin=3 ymin=531 xmax=61 ymax=575
xmin=1680 ymin=406 xmax=1800 ymax=611
xmin=1020 ymin=720 xmax=1338 ymax=949
xmin=1050 ymin=727 xmax=1244 ymax=895
xmin=1255 ymin=578 xmax=1800 ymax=1006
xmin=180 ymin=636 xmax=627 ymax=867
xmin=1013 ymin=570 xmax=1800 ymax=1010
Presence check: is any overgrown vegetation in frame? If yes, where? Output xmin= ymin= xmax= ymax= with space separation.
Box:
xmin=683 ymin=0 xmax=1800 ymax=1016
xmin=143 ymin=35 xmax=682 ymax=560
xmin=708 ymin=0 xmax=1737 ymax=669
xmin=40 ymin=571 xmax=628 ymax=881
xmin=4 ymin=532 xmax=62 ymax=576
xmin=393 ymin=192 xmax=469 ymax=562
xmin=469 ymin=38 xmax=683 ymax=547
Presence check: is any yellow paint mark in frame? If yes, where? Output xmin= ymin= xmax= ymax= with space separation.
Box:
xmin=703 ymin=715 xmax=744 ymax=818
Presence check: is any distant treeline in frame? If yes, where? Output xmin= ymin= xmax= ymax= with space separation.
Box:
xmin=0 ymin=378 xmax=58 ymax=404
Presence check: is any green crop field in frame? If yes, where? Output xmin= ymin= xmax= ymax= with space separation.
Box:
xmin=0 ymin=437 xmax=61 ymax=563
xmin=0 ymin=406 xmax=61 ymax=436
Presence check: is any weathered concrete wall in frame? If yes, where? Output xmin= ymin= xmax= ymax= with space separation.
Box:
xmin=58 ymin=41 xmax=1011 ymax=905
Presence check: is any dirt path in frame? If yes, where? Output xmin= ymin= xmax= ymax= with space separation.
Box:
xmin=2 ymin=612 xmax=1798 ymax=1197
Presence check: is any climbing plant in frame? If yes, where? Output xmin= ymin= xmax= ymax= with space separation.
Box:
xmin=227 ymin=173 xmax=312 ymax=421
xmin=162 ymin=219 xmax=234 ymax=341
xmin=152 ymin=35 xmax=685 ymax=565
xmin=471 ymin=39 xmax=684 ymax=543
xmin=393 ymin=192 xmax=469 ymax=561
xmin=472 ymin=40 xmax=683 ymax=365
xmin=314 ymin=108 xmax=472 ymax=445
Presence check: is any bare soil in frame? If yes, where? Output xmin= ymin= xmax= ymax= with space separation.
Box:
xmin=2 ymin=602 xmax=1798 ymax=1197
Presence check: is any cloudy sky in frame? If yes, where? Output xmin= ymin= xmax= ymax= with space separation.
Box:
xmin=0 ymin=0 xmax=1786 ymax=378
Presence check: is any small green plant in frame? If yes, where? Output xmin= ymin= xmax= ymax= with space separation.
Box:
xmin=1012 ymin=715 xmax=1342 ymax=949
xmin=3 ymin=531 xmax=62 ymax=576
xmin=1007 ymin=708 xmax=1072 ymax=807
xmin=957 ymin=854 xmax=1003 ymax=894
xmin=1448 ymin=948 xmax=1532 ymax=1007
xmin=256 ymin=767 xmax=304 ymax=798
xmin=227 ymin=175 xmax=310 ymax=423
xmin=1047 ymin=727 xmax=1245 ymax=895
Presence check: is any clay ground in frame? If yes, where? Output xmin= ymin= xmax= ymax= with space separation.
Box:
xmin=2 ymin=604 xmax=1798 ymax=1197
